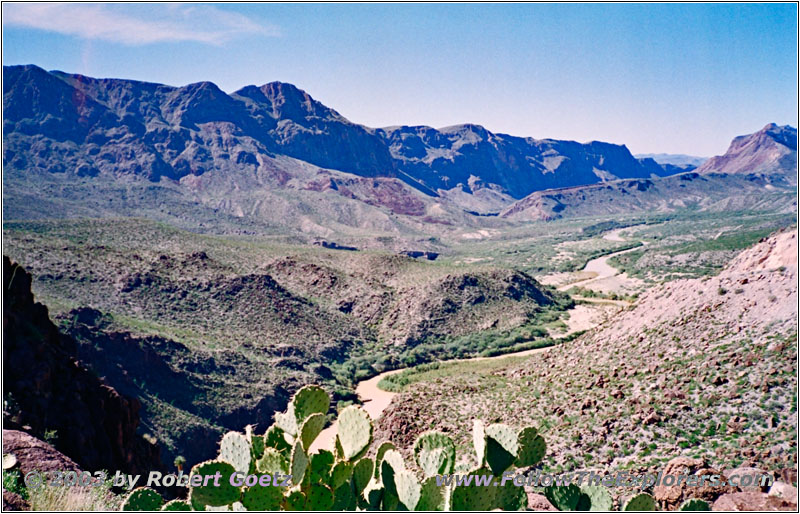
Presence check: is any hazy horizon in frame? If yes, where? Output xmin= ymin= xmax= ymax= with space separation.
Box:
xmin=3 ymin=3 xmax=797 ymax=156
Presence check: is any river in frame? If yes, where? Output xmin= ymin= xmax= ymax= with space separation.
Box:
xmin=309 ymin=229 xmax=640 ymax=453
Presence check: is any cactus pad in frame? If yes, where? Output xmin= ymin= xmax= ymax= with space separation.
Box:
xmin=680 ymin=498 xmax=711 ymax=511
xmin=450 ymin=467 xmax=497 ymax=511
xmin=336 ymin=406 xmax=372 ymax=460
xmin=516 ymin=427 xmax=546 ymax=468
xmin=374 ymin=441 xmax=396 ymax=479
xmin=275 ymin=403 xmax=299 ymax=436
xmin=290 ymin=440 xmax=308 ymax=485
xmin=581 ymin=485 xmax=613 ymax=511
xmin=495 ymin=479 xmax=527 ymax=511
xmin=329 ymin=461 xmax=353 ymax=490
xmin=485 ymin=424 xmax=518 ymax=474
xmin=305 ymin=484 xmax=334 ymax=511
xmin=264 ymin=424 xmax=292 ymax=458
xmin=623 ymin=493 xmax=657 ymax=511
xmin=417 ymin=476 xmax=445 ymax=511
xmin=219 ymin=431 xmax=251 ymax=475
xmin=395 ymin=470 xmax=422 ymax=510
xmin=308 ymin=450 xmax=334 ymax=485
xmin=123 ymin=487 xmax=164 ymax=511
xmin=545 ymin=484 xmax=582 ymax=511
xmin=256 ymin=447 xmax=288 ymax=475
xmin=189 ymin=460 xmax=241 ymax=507
xmin=299 ymin=412 xmax=326 ymax=451
xmin=241 ymin=484 xmax=283 ymax=511
xmin=161 ymin=500 xmax=191 ymax=511
xmin=283 ymin=490 xmax=306 ymax=511
xmin=352 ymin=457 xmax=374 ymax=494
xmin=292 ymin=385 xmax=330 ymax=425
xmin=472 ymin=419 xmax=487 ymax=467
xmin=414 ymin=431 xmax=456 ymax=477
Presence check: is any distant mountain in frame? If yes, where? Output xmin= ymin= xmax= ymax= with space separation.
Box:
xmin=695 ymin=123 xmax=797 ymax=183
xmin=3 ymin=65 xmax=684 ymax=221
xmin=503 ymin=125 xmax=797 ymax=221
xmin=635 ymin=153 xmax=707 ymax=168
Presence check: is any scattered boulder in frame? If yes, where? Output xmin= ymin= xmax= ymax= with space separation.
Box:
xmin=712 ymin=491 xmax=797 ymax=511
xmin=723 ymin=466 xmax=770 ymax=492
xmin=654 ymin=456 xmax=736 ymax=509
xmin=527 ymin=492 xmax=557 ymax=511
xmin=2 ymin=430 xmax=81 ymax=475
xmin=769 ymin=481 xmax=798 ymax=501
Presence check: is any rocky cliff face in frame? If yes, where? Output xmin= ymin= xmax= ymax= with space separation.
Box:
xmin=2 ymin=256 xmax=163 ymax=475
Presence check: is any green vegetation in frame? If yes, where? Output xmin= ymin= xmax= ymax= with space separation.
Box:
xmin=120 ymin=385 xmax=546 ymax=511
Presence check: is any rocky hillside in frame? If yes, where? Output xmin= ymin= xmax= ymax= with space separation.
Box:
xmin=502 ymin=172 xmax=796 ymax=221
xmin=2 ymin=257 xmax=162 ymax=475
xmin=3 ymin=218 xmax=570 ymax=468
xmin=4 ymin=64 xmax=683 ymax=222
xmin=502 ymin=124 xmax=797 ymax=221
xmin=376 ymin=231 xmax=797 ymax=492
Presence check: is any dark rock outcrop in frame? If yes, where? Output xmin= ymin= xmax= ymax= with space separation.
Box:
xmin=3 ymin=257 xmax=163 ymax=475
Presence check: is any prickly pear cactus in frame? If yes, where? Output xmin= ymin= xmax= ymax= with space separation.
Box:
xmin=299 ymin=412 xmax=326 ymax=451
xmin=413 ymin=431 xmax=456 ymax=477
xmin=373 ymin=441 xmax=396 ymax=479
xmin=472 ymin=419 xmax=487 ymax=467
xmin=123 ymin=487 xmax=164 ymax=511
xmin=241 ymin=483 xmax=284 ymax=511
xmin=161 ymin=499 xmax=191 ymax=511
xmin=283 ymin=490 xmax=306 ymax=511
xmin=256 ymin=447 xmax=289 ymax=475
xmin=293 ymin=385 xmax=330 ymax=425
xmin=545 ymin=484 xmax=583 ymax=511
xmin=450 ymin=467 xmax=497 ymax=511
xmin=290 ymin=440 xmax=309 ymax=485
xmin=308 ymin=450 xmax=334 ymax=485
xmin=417 ymin=476 xmax=446 ymax=511
xmin=680 ymin=498 xmax=711 ymax=511
xmin=219 ymin=431 xmax=251 ymax=475
xmin=515 ymin=426 xmax=546 ymax=468
xmin=581 ymin=485 xmax=613 ymax=511
xmin=189 ymin=460 xmax=241 ymax=507
xmin=485 ymin=424 xmax=518 ymax=474
xmin=623 ymin=492 xmax=657 ymax=511
xmin=352 ymin=457 xmax=374 ymax=494
xmin=264 ymin=424 xmax=292 ymax=457
xmin=395 ymin=469 xmax=422 ymax=510
xmin=329 ymin=460 xmax=353 ymax=490
xmin=336 ymin=405 xmax=372 ymax=460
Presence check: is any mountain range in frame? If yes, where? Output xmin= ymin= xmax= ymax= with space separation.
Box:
xmin=3 ymin=64 xmax=797 ymax=234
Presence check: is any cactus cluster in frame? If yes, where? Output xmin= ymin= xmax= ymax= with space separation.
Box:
xmin=122 ymin=385 xmax=548 ymax=511
xmin=120 ymin=384 xmax=704 ymax=511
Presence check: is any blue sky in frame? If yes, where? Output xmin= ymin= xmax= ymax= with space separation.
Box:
xmin=2 ymin=3 xmax=797 ymax=156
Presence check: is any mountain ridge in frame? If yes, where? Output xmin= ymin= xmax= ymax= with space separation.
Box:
xmin=4 ymin=65 xmax=681 ymax=203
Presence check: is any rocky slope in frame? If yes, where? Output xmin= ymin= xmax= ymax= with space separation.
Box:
xmin=502 ymin=172 xmax=796 ymax=221
xmin=375 ymin=231 xmax=797 ymax=498
xmin=3 ymin=64 xmax=683 ymax=224
xmin=3 ymin=218 xmax=570 ymax=468
xmin=2 ymin=257 xmax=162 ymax=475
xmin=696 ymin=124 xmax=797 ymax=183
xmin=502 ymin=124 xmax=797 ymax=221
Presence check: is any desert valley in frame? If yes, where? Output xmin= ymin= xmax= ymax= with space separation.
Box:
xmin=2 ymin=61 xmax=797 ymax=511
